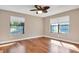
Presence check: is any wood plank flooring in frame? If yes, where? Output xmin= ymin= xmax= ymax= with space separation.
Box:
xmin=10 ymin=37 xmax=50 ymax=53
xmin=0 ymin=37 xmax=79 ymax=53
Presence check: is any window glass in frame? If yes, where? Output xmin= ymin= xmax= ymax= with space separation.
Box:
xmin=51 ymin=24 xmax=58 ymax=33
xmin=10 ymin=16 xmax=25 ymax=35
xmin=59 ymin=24 xmax=69 ymax=33
xmin=50 ymin=16 xmax=69 ymax=33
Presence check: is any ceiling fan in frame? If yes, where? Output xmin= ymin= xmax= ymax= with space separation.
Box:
xmin=30 ymin=5 xmax=50 ymax=14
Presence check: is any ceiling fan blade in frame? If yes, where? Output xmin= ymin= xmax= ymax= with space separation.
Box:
xmin=34 ymin=5 xmax=42 ymax=10
xmin=43 ymin=6 xmax=50 ymax=10
xmin=30 ymin=9 xmax=38 ymax=11
xmin=42 ymin=10 xmax=48 ymax=13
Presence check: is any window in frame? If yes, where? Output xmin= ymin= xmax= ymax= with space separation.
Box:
xmin=59 ymin=24 xmax=69 ymax=33
xmin=10 ymin=16 xmax=25 ymax=35
xmin=51 ymin=24 xmax=58 ymax=33
xmin=50 ymin=16 xmax=69 ymax=33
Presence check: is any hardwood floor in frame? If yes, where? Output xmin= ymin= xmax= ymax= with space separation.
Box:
xmin=0 ymin=37 xmax=79 ymax=53
xmin=23 ymin=37 xmax=49 ymax=53
xmin=8 ymin=37 xmax=49 ymax=53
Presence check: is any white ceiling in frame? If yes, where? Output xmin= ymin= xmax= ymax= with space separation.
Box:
xmin=0 ymin=5 xmax=79 ymax=17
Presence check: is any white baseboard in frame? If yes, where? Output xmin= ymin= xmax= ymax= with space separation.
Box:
xmin=0 ymin=35 xmax=44 ymax=44
xmin=44 ymin=35 xmax=79 ymax=44
xmin=0 ymin=35 xmax=79 ymax=45
xmin=20 ymin=35 xmax=44 ymax=40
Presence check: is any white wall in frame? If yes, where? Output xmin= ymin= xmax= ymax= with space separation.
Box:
xmin=0 ymin=10 xmax=43 ymax=40
xmin=43 ymin=9 xmax=79 ymax=43
xmin=0 ymin=8 xmax=79 ymax=44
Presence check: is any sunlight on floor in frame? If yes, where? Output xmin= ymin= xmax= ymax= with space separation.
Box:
xmin=50 ymin=39 xmax=79 ymax=53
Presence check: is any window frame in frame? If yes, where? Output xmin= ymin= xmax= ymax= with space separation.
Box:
xmin=50 ymin=16 xmax=70 ymax=34
xmin=50 ymin=24 xmax=59 ymax=33
xmin=10 ymin=16 xmax=25 ymax=35
xmin=59 ymin=23 xmax=70 ymax=34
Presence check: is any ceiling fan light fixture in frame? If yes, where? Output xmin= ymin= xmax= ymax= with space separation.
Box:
xmin=37 ymin=10 xmax=42 ymax=14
